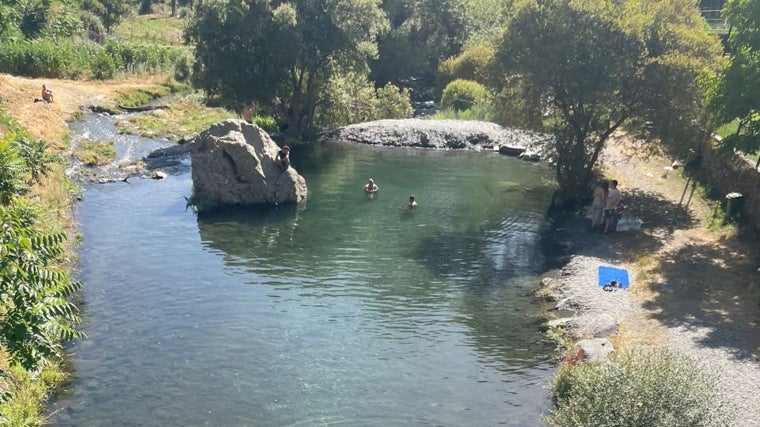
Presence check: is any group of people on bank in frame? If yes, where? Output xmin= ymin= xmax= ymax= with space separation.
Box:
xmin=590 ymin=179 xmax=621 ymax=234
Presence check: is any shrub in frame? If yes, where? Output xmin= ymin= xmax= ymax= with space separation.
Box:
xmin=440 ymin=79 xmax=489 ymax=112
xmin=437 ymin=44 xmax=495 ymax=91
xmin=546 ymin=349 xmax=733 ymax=427
xmin=317 ymin=72 xmax=412 ymax=128
xmin=0 ymin=200 xmax=85 ymax=370
xmin=374 ymin=83 xmax=413 ymax=120
xmin=91 ymin=51 xmax=117 ymax=80
xmin=253 ymin=115 xmax=279 ymax=133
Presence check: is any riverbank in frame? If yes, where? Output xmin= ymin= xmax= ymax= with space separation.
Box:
xmin=3 ymin=73 xmax=759 ymax=425
xmin=543 ymin=131 xmax=760 ymax=426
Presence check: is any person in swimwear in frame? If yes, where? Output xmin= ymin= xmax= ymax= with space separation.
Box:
xmin=363 ymin=178 xmax=379 ymax=194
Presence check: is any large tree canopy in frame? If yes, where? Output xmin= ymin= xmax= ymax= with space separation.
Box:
xmin=186 ymin=0 xmax=388 ymax=138
xmin=490 ymin=0 xmax=723 ymax=205
xmin=707 ymin=0 xmax=760 ymax=158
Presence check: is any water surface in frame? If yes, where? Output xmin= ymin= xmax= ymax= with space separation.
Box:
xmin=51 ymin=136 xmax=559 ymax=426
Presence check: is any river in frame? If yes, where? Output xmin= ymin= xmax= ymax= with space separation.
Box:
xmin=49 ymin=115 xmax=560 ymax=426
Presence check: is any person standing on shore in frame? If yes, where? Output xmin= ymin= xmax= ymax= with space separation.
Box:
xmin=603 ymin=180 xmax=621 ymax=234
xmin=590 ymin=181 xmax=608 ymax=230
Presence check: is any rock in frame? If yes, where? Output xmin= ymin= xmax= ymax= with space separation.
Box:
xmin=190 ymin=120 xmax=307 ymax=206
xmin=322 ymin=119 xmax=551 ymax=153
xmin=151 ymin=170 xmax=167 ymax=180
xmin=580 ymin=313 xmax=618 ymax=338
xmin=552 ymin=297 xmax=577 ymax=311
xmin=499 ymin=145 xmax=526 ymax=156
xmin=547 ymin=317 xmax=575 ymax=328
xmin=576 ymin=338 xmax=615 ymax=363
xmin=541 ymin=277 xmax=556 ymax=288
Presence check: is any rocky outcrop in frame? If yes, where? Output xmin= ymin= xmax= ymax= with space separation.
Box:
xmin=190 ymin=120 xmax=307 ymax=206
xmin=322 ymin=118 xmax=552 ymax=159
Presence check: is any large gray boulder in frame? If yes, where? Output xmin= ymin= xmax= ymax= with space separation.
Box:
xmin=190 ymin=120 xmax=307 ymax=205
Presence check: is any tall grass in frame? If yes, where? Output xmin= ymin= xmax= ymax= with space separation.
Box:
xmin=0 ymin=39 xmax=185 ymax=80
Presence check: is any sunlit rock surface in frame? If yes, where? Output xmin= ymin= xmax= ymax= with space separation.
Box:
xmin=190 ymin=120 xmax=307 ymax=205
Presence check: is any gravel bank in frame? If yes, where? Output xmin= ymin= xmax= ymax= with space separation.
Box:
xmin=543 ymin=134 xmax=760 ymax=426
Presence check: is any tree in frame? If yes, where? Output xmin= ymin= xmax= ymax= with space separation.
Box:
xmin=707 ymin=0 xmax=760 ymax=163
xmin=371 ymin=0 xmax=467 ymax=94
xmin=82 ymin=0 xmax=132 ymax=34
xmin=490 ymin=0 xmax=723 ymax=205
xmin=186 ymin=0 xmax=388 ymax=139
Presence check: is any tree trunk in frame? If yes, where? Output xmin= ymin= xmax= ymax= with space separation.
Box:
xmin=554 ymin=133 xmax=595 ymax=207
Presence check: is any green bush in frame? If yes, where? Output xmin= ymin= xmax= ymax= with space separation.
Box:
xmin=437 ymin=44 xmax=495 ymax=90
xmin=253 ymin=115 xmax=279 ymax=133
xmin=440 ymin=79 xmax=489 ymax=112
xmin=546 ymin=349 xmax=733 ymax=427
xmin=317 ymin=71 xmax=412 ymax=128
xmin=91 ymin=51 xmax=117 ymax=80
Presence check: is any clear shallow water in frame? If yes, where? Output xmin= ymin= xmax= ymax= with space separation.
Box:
xmin=50 ymin=134 xmax=559 ymax=426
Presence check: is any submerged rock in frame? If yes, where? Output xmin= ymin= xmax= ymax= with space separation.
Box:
xmin=190 ymin=120 xmax=307 ymax=206
xmin=322 ymin=118 xmax=551 ymax=157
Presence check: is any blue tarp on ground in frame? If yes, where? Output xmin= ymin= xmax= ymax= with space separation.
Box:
xmin=598 ymin=266 xmax=630 ymax=290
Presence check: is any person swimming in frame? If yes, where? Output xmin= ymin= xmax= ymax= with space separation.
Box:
xmin=406 ymin=195 xmax=417 ymax=209
xmin=363 ymin=178 xmax=378 ymax=194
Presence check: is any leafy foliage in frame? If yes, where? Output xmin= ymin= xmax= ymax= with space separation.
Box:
xmin=437 ymin=44 xmax=495 ymax=91
xmin=186 ymin=0 xmax=389 ymax=139
xmin=371 ymin=0 xmax=468 ymax=90
xmin=547 ymin=349 xmax=733 ymax=427
xmin=0 ymin=138 xmax=29 ymax=205
xmin=440 ymin=79 xmax=488 ymax=112
xmin=707 ymin=0 xmax=760 ymax=156
xmin=490 ymin=0 xmax=723 ymax=203
xmin=253 ymin=116 xmax=279 ymax=134
xmin=316 ymin=71 xmax=412 ymax=128
xmin=82 ymin=0 xmax=133 ymax=33
xmin=0 ymin=38 xmax=182 ymax=79
xmin=0 ymin=200 xmax=85 ymax=370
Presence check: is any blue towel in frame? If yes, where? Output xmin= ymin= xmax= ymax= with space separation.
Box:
xmin=598 ymin=266 xmax=630 ymax=290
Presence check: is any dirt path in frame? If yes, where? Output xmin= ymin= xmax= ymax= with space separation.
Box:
xmin=555 ymin=131 xmax=760 ymax=425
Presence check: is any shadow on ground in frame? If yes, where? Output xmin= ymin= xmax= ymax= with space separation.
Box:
xmin=642 ymin=237 xmax=760 ymax=361
xmin=621 ymin=188 xmax=698 ymax=233
xmin=551 ymin=188 xmax=698 ymax=261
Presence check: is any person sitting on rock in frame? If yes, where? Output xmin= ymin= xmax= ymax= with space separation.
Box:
xmin=277 ymin=145 xmax=290 ymax=170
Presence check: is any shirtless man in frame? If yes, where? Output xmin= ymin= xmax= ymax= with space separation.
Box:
xmin=41 ymin=85 xmax=54 ymax=103
xmin=603 ymin=180 xmax=621 ymax=234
